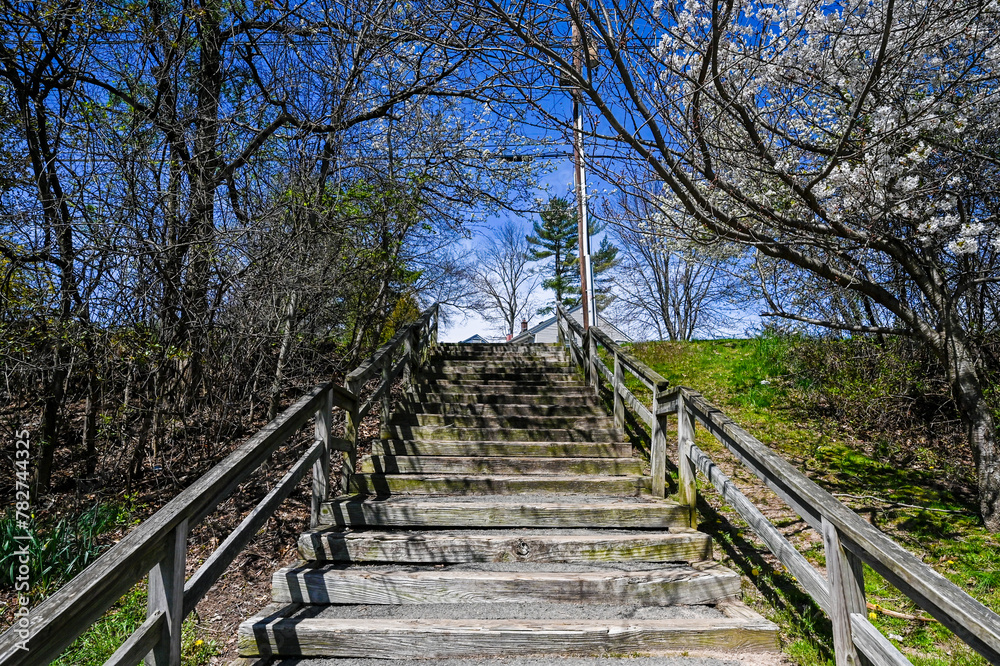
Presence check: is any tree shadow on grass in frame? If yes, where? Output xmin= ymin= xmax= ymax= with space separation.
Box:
xmin=695 ymin=494 xmax=836 ymax=663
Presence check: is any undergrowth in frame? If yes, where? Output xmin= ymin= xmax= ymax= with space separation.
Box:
xmin=1 ymin=500 xmax=219 ymax=665
xmin=0 ymin=501 xmax=136 ymax=596
xmin=626 ymin=335 xmax=999 ymax=666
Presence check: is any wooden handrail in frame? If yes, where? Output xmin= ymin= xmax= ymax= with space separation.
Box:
xmin=680 ymin=387 xmax=1000 ymax=664
xmin=0 ymin=304 xmax=440 ymax=666
xmin=552 ymin=310 xmax=1000 ymax=665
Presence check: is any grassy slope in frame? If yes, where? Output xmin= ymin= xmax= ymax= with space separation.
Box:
xmin=628 ymin=339 xmax=999 ymax=666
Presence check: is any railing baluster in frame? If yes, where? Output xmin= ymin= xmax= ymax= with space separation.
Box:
xmin=403 ymin=325 xmax=417 ymax=388
xmin=676 ymin=393 xmax=697 ymax=527
xmin=381 ymin=356 xmax=392 ymax=437
xmin=650 ymin=386 xmax=667 ymax=499
xmin=311 ymin=389 xmax=333 ymax=529
xmin=343 ymin=375 xmax=362 ymax=494
xmin=588 ymin=330 xmax=598 ymax=396
xmin=146 ymin=520 xmax=188 ymax=666
xmin=612 ymin=351 xmax=623 ymax=430
xmin=823 ymin=517 xmax=864 ymax=666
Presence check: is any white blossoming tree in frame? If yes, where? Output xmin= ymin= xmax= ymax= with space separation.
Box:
xmin=476 ymin=0 xmax=1000 ymax=528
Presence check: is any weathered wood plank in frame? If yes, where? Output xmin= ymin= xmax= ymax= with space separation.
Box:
xmin=850 ymin=613 xmax=912 ymax=666
xmin=297 ymin=529 xmax=712 ymax=564
xmin=650 ymin=389 xmax=668 ymax=500
xmin=183 ymin=440 xmax=323 ymax=615
xmin=147 ymin=521 xmax=187 ymax=666
xmin=319 ymin=497 xmax=691 ymax=529
xmin=238 ymin=617 xmax=779 ymax=659
xmin=102 ymin=611 xmax=164 ymax=666
xmin=613 ymin=351 xmax=624 ymax=430
xmin=676 ymin=397 xmax=697 ymax=526
xmin=311 ymin=390 xmax=333 ymax=529
xmin=688 ymin=444 xmax=831 ymax=611
xmin=823 ymin=518 xmax=862 ymax=666
xmin=271 ymin=562 xmax=740 ymax=606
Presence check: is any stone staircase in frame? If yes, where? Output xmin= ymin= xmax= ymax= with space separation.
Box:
xmin=237 ymin=343 xmax=779 ymax=662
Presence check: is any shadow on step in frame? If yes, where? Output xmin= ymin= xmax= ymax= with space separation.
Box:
xmin=247 ymin=603 xmax=324 ymax=657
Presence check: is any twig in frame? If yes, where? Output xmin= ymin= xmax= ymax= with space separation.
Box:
xmin=867 ymin=602 xmax=938 ymax=623
xmin=832 ymin=493 xmax=972 ymax=515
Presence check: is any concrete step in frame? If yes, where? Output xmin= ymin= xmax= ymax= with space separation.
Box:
xmin=400 ymin=402 xmax=606 ymax=417
xmin=385 ymin=425 xmax=623 ymax=443
xmin=297 ymin=528 xmax=712 ymax=564
xmin=389 ymin=414 xmax=614 ymax=429
xmin=239 ymin=603 xmax=779 ymax=658
xmin=350 ymin=474 xmax=648 ymax=496
xmin=318 ymin=496 xmax=692 ymax=529
xmin=359 ymin=455 xmax=643 ymax=476
xmin=372 ymin=440 xmax=632 ymax=458
xmin=271 ymin=561 xmax=740 ymax=606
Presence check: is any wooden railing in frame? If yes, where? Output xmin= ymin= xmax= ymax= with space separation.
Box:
xmin=555 ymin=306 xmax=1000 ymax=666
xmin=0 ymin=303 xmax=439 ymax=666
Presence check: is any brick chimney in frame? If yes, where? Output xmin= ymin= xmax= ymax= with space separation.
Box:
xmin=521 ymin=320 xmax=528 ymax=333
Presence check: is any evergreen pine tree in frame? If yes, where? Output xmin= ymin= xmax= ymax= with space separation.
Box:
xmin=526 ymin=197 xmax=579 ymax=314
xmin=526 ymin=196 xmax=620 ymax=315
xmin=591 ymin=236 xmax=620 ymax=311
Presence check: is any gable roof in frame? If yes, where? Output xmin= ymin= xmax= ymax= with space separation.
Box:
xmin=509 ymin=305 xmax=631 ymax=344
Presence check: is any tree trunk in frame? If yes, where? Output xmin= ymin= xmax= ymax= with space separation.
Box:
xmin=268 ymin=292 xmax=298 ymax=421
xmin=943 ymin=330 xmax=1000 ymax=531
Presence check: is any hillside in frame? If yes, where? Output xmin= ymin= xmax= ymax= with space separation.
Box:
xmin=628 ymin=337 xmax=999 ymax=666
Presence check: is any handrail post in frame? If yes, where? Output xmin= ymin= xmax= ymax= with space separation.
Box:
xmin=380 ymin=356 xmax=392 ymax=439
xmin=676 ymin=392 xmax=697 ymax=527
xmin=582 ymin=329 xmax=592 ymax=386
xmin=588 ymin=329 xmax=598 ymax=395
xmin=650 ymin=384 xmax=667 ymax=499
xmin=403 ymin=325 xmax=418 ymax=389
xmin=431 ymin=304 xmax=439 ymax=347
xmin=342 ymin=376 xmax=362 ymax=494
xmin=612 ymin=350 xmax=623 ymax=430
xmin=311 ymin=388 xmax=333 ymax=528
xmin=146 ymin=519 xmax=188 ymax=666
xmin=823 ymin=518 xmax=865 ymax=666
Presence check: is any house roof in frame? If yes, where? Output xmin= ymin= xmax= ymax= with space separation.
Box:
xmin=509 ymin=305 xmax=631 ymax=344
xmin=461 ymin=334 xmax=490 ymax=343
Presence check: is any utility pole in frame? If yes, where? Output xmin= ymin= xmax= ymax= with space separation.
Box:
xmin=571 ymin=16 xmax=597 ymax=330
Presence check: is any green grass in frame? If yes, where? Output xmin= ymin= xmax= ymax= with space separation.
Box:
xmin=624 ymin=337 xmax=1000 ymax=665
xmin=52 ymin=585 xmax=219 ymax=666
